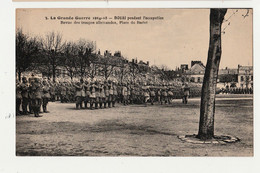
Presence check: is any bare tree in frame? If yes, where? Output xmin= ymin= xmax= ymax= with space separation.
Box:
xmin=198 ymin=9 xmax=227 ymax=140
xmin=74 ymin=39 xmax=95 ymax=79
xmin=16 ymin=28 xmax=40 ymax=81
xmin=62 ymin=41 xmax=77 ymax=80
xmin=41 ymin=31 xmax=64 ymax=82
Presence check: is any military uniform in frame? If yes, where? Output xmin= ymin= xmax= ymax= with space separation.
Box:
xmin=182 ymin=85 xmax=190 ymax=104
xmin=42 ymin=81 xmax=51 ymax=112
xmin=122 ymin=84 xmax=128 ymax=105
xmin=84 ymin=82 xmax=91 ymax=109
xmin=60 ymin=83 xmax=67 ymax=103
xmin=20 ymin=77 xmax=29 ymax=115
xmin=16 ymin=80 xmax=22 ymax=115
xmin=74 ymin=80 xmax=84 ymax=109
xmin=157 ymin=89 xmax=162 ymax=104
xmin=30 ymin=78 xmax=42 ymax=117
xmin=167 ymin=89 xmax=174 ymax=104
xmin=107 ymin=81 xmax=113 ymax=108
xmin=150 ymin=87 xmax=156 ymax=105
xmin=143 ymin=86 xmax=150 ymax=106
xmin=89 ymin=83 xmax=97 ymax=110
xmin=49 ymin=82 xmax=56 ymax=102
xmin=112 ymin=83 xmax=117 ymax=107
xmin=161 ymin=87 xmax=168 ymax=104
xmin=95 ymin=82 xmax=100 ymax=109
xmin=99 ymin=84 xmax=106 ymax=108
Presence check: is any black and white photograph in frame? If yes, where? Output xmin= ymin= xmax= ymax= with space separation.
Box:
xmin=15 ymin=8 xmax=253 ymax=156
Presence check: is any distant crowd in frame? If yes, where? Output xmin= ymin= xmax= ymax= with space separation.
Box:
xmin=218 ymin=87 xmax=253 ymax=94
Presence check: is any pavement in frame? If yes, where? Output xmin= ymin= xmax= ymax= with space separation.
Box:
xmin=16 ymin=94 xmax=253 ymax=156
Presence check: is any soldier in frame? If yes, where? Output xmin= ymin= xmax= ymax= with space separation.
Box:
xmin=16 ymin=79 xmax=22 ymax=116
xmin=117 ymin=82 xmax=122 ymax=103
xmin=30 ymin=78 xmax=42 ymax=117
xmin=127 ymin=83 xmax=131 ymax=105
xmin=49 ymin=81 xmax=56 ymax=102
xmin=89 ymin=81 xmax=96 ymax=110
xmin=99 ymin=82 xmax=106 ymax=109
xmin=161 ymin=86 xmax=168 ymax=104
xmin=56 ymin=82 xmax=61 ymax=101
xmin=157 ymin=87 xmax=162 ymax=104
xmin=84 ymin=81 xmax=91 ymax=109
xmin=104 ymin=81 xmax=109 ymax=108
xmin=143 ymin=85 xmax=150 ymax=107
xmin=112 ymin=81 xmax=117 ymax=107
xmin=60 ymin=82 xmax=67 ymax=103
xmin=74 ymin=79 xmax=84 ymax=109
xmin=95 ymin=81 xmax=100 ymax=109
xmin=182 ymin=84 xmax=190 ymax=104
xmin=42 ymin=80 xmax=51 ymax=113
xmin=20 ymin=77 xmax=30 ymax=115
xmin=150 ymin=85 xmax=156 ymax=105
xmin=122 ymin=83 xmax=128 ymax=106
xmin=107 ymin=80 xmax=113 ymax=108
xmin=167 ymin=88 xmax=174 ymax=104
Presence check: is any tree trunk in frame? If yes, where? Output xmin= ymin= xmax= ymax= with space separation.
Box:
xmin=198 ymin=9 xmax=227 ymax=140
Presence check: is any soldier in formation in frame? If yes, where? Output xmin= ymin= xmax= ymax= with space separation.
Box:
xmin=16 ymin=75 xmax=54 ymax=117
xmin=17 ymin=74 xmax=209 ymax=116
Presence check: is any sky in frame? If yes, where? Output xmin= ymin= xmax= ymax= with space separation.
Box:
xmin=16 ymin=8 xmax=253 ymax=69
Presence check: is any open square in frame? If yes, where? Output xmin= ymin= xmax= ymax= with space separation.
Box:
xmin=16 ymin=94 xmax=253 ymax=156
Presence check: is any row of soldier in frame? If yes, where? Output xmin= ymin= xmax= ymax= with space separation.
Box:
xmin=16 ymin=76 xmax=52 ymax=117
xmin=219 ymin=87 xmax=253 ymax=94
xmin=16 ymin=75 xmax=191 ymax=117
xmin=64 ymin=78 xmax=190 ymax=109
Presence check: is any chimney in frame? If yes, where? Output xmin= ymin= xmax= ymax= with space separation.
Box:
xmin=147 ymin=61 xmax=149 ymax=66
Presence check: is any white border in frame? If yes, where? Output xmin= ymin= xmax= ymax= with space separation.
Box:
xmin=0 ymin=1 xmax=259 ymax=173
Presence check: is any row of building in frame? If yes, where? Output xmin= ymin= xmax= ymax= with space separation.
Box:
xmin=180 ymin=61 xmax=253 ymax=89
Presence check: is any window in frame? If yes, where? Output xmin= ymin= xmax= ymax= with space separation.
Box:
xmin=251 ymin=76 xmax=253 ymax=81
xmin=197 ymin=77 xmax=201 ymax=83
xmin=241 ymin=76 xmax=244 ymax=81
